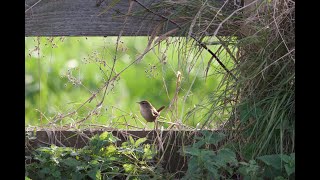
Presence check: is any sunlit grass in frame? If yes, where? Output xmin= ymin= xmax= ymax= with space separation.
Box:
xmin=25 ymin=37 xmax=229 ymax=129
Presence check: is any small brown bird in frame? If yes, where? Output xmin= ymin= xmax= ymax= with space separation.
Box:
xmin=137 ymin=100 xmax=165 ymax=122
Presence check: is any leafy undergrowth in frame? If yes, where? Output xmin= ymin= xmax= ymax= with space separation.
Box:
xmin=25 ymin=132 xmax=172 ymax=180
xmin=25 ymin=131 xmax=295 ymax=180
xmin=180 ymin=131 xmax=295 ymax=180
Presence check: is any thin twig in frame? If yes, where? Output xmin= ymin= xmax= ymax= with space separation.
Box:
xmin=97 ymin=1 xmax=134 ymax=108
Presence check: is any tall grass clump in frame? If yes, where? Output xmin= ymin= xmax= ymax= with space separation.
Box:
xmin=233 ymin=0 xmax=295 ymax=159
xmin=146 ymin=0 xmax=295 ymax=160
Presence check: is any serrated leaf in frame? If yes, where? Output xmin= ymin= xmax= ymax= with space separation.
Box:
xmin=217 ymin=148 xmax=237 ymax=163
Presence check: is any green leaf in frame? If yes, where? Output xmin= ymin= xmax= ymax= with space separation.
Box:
xmin=257 ymin=154 xmax=282 ymax=170
xmin=205 ymin=163 xmax=219 ymax=179
xmin=96 ymin=132 xmax=119 ymax=144
xmin=206 ymin=132 xmax=226 ymax=146
xmin=216 ymin=148 xmax=238 ymax=165
xmin=96 ymin=170 xmax=102 ymax=180
xmin=90 ymin=159 xmax=99 ymax=166
xmin=123 ymin=163 xmax=135 ymax=173
xmin=88 ymin=168 xmax=101 ymax=180
xmin=39 ymin=167 xmax=50 ymax=175
xmin=184 ymin=147 xmax=201 ymax=157
xmin=51 ymin=170 xmax=61 ymax=178
xmin=50 ymin=144 xmax=58 ymax=150
xmin=185 ymin=157 xmax=201 ymax=178
xmin=238 ymin=160 xmax=260 ymax=178
xmin=279 ymin=154 xmax=291 ymax=163
xmin=209 ymin=148 xmax=237 ymax=168
xmin=99 ymin=132 xmax=110 ymax=139
xmin=143 ymin=144 xmax=154 ymax=160
xmin=129 ymin=136 xmax=135 ymax=145
xmin=262 ymin=166 xmax=282 ymax=178
xmin=284 ymin=164 xmax=295 ymax=176
xmin=284 ymin=153 xmax=295 ymax=176
xmin=106 ymin=144 xmax=117 ymax=155
xmin=62 ymin=157 xmax=80 ymax=167
xmin=290 ymin=153 xmax=295 ymax=160
xmin=37 ymin=147 xmax=53 ymax=154
xmin=72 ymin=172 xmax=85 ymax=180
xmin=134 ymin=137 xmax=147 ymax=147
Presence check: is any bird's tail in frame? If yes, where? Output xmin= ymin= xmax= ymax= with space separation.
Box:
xmin=157 ymin=106 xmax=165 ymax=112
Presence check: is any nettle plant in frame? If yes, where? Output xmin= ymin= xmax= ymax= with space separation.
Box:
xmin=180 ymin=131 xmax=238 ymax=179
xmin=180 ymin=131 xmax=295 ymax=180
xmin=25 ymin=132 xmax=171 ymax=180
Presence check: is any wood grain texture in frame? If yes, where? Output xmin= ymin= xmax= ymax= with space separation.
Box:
xmin=25 ymin=0 xmax=173 ymax=36
xmin=25 ymin=0 xmax=240 ymax=36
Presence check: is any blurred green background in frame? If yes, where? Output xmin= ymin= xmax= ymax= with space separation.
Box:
xmin=25 ymin=37 xmax=229 ymax=129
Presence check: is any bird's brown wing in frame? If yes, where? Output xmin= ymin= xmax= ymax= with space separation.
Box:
xmin=157 ymin=106 xmax=165 ymax=112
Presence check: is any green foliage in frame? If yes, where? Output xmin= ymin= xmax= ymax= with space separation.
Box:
xmin=181 ymin=131 xmax=237 ymax=179
xmin=238 ymin=160 xmax=263 ymax=180
xmin=257 ymin=153 xmax=295 ymax=178
xmin=231 ymin=1 xmax=295 ymax=159
xmin=181 ymin=131 xmax=295 ymax=179
xmin=26 ymin=132 xmax=171 ymax=180
xmin=238 ymin=153 xmax=295 ymax=180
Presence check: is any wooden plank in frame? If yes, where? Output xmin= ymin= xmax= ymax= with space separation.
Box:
xmin=25 ymin=0 xmax=157 ymax=36
xmin=25 ymin=0 xmax=241 ymax=36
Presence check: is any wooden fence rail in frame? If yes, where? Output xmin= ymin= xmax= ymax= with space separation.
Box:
xmin=25 ymin=0 xmax=241 ymax=36
xmin=25 ymin=130 xmax=225 ymax=173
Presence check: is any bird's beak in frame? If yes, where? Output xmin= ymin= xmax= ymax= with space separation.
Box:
xmin=136 ymin=101 xmax=140 ymax=104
